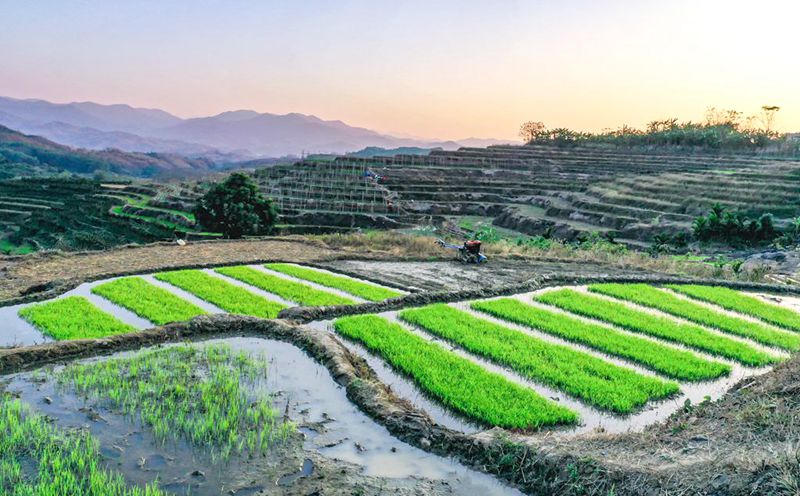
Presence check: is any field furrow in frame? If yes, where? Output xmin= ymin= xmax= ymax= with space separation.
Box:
xmin=589 ymin=284 xmax=800 ymax=351
xmin=399 ymin=304 xmax=678 ymax=413
xmin=18 ymin=296 xmax=136 ymax=340
xmin=668 ymin=284 xmax=800 ymax=332
xmin=333 ymin=314 xmax=577 ymax=429
xmin=264 ymin=263 xmax=402 ymax=301
xmin=154 ymin=270 xmax=286 ymax=318
xmin=535 ymin=289 xmax=779 ymax=366
xmin=91 ymin=277 xmax=208 ymax=325
xmin=216 ymin=266 xmax=355 ymax=306
xmin=471 ymin=298 xmax=730 ymax=381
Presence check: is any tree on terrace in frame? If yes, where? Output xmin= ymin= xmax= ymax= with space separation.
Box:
xmin=195 ymin=172 xmax=277 ymax=238
xmin=519 ymin=121 xmax=547 ymax=143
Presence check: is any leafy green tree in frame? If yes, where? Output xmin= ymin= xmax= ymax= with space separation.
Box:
xmin=195 ymin=172 xmax=277 ymax=238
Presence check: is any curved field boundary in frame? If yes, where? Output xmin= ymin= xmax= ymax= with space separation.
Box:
xmin=215 ymin=266 xmax=355 ymax=307
xmin=333 ymin=314 xmax=576 ymax=429
xmin=154 ymin=270 xmax=286 ymax=318
xmin=399 ymin=304 xmax=678 ymax=413
xmin=91 ymin=277 xmax=208 ymax=325
xmin=265 ymin=263 xmax=403 ymax=301
xmin=535 ymin=289 xmax=778 ymax=366
xmin=471 ymin=298 xmax=730 ymax=381
xmin=18 ymin=296 xmax=136 ymax=340
xmin=667 ymin=284 xmax=800 ymax=332
xmin=589 ymin=283 xmax=800 ymax=351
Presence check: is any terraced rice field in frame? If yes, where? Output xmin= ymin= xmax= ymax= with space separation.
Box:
xmin=5 ymin=269 xmax=800 ymax=436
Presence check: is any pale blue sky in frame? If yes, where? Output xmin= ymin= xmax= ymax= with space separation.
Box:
xmin=2 ymin=0 xmax=798 ymax=139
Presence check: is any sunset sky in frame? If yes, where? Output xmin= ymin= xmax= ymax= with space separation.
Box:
xmin=2 ymin=0 xmax=798 ymax=140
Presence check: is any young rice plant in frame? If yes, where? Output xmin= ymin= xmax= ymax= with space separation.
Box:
xmin=535 ymin=289 xmax=778 ymax=367
xmin=399 ymin=304 xmax=679 ymax=413
xmin=333 ymin=314 xmax=577 ymax=429
xmin=216 ymin=266 xmax=355 ymax=306
xmin=92 ymin=277 xmax=208 ymax=325
xmin=57 ymin=344 xmax=294 ymax=460
xmin=18 ymin=296 xmax=136 ymax=340
xmin=589 ymin=283 xmax=800 ymax=351
xmin=471 ymin=298 xmax=730 ymax=381
xmin=667 ymin=284 xmax=800 ymax=332
xmin=154 ymin=270 xmax=286 ymax=318
xmin=264 ymin=263 xmax=402 ymax=301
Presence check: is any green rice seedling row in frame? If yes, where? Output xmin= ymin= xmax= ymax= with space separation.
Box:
xmin=57 ymin=345 xmax=294 ymax=460
xmin=471 ymin=298 xmax=730 ymax=381
xmin=589 ymin=283 xmax=800 ymax=351
xmin=154 ymin=270 xmax=286 ymax=318
xmin=91 ymin=276 xmax=208 ymax=325
xmin=18 ymin=296 xmax=136 ymax=340
xmin=216 ymin=265 xmax=355 ymax=306
xmin=399 ymin=304 xmax=678 ymax=413
xmin=536 ymin=289 xmax=778 ymax=367
xmin=668 ymin=284 xmax=800 ymax=332
xmin=0 ymin=393 xmax=164 ymax=495
xmin=333 ymin=314 xmax=577 ymax=429
xmin=264 ymin=263 xmax=402 ymax=301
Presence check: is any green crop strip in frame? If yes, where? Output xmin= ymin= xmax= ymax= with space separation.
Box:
xmin=0 ymin=394 xmax=164 ymax=495
xmin=668 ymin=284 xmax=800 ymax=333
xmin=589 ymin=284 xmax=800 ymax=351
xmin=399 ymin=304 xmax=678 ymax=413
xmin=154 ymin=270 xmax=286 ymax=318
xmin=333 ymin=314 xmax=577 ymax=429
xmin=57 ymin=345 xmax=294 ymax=460
xmin=216 ymin=265 xmax=354 ymax=306
xmin=264 ymin=263 xmax=402 ymax=301
xmin=535 ymin=289 xmax=778 ymax=367
xmin=92 ymin=277 xmax=208 ymax=325
xmin=471 ymin=298 xmax=730 ymax=381
xmin=18 ymin=296 xmax=136 ymax=340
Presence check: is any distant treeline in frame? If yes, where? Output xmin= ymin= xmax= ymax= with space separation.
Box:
xmin=520 ymin=106 xmax=798 ymax=152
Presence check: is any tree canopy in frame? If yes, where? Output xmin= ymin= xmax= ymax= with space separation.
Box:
xmin=195 ymin=172 xmax=277 ymax=238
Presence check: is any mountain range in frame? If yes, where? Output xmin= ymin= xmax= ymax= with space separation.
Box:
xmin=0 ymin=96 xmax=512 ymax=158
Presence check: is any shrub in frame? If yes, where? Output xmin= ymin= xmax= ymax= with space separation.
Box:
xmin=195 ymin=172 xmax=277 ymax=238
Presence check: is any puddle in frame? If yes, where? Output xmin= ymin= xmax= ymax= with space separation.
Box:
xmin=6 ymin=338 xmax=523 ymax=496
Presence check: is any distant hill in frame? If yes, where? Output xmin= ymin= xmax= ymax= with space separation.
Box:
xmin=0 ymin=96 xmax=515 ymax=158
xmin=347 ymin=146 xmax=439 ymax=158
xmin=0 ymin=124 xmax=217 ymax=179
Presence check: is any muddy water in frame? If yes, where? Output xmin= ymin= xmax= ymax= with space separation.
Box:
xmin=5 ymin=338 xmax=523 ymax=496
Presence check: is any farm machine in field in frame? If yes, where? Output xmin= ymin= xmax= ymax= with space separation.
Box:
xmin=435 ymin=239 xmax=488 ymax=264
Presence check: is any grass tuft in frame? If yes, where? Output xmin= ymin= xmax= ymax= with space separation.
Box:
xmin=333 ymin=314 xmax=577 ymax=429
xmin=264 ymin=263 xmax=402 ymax=301
xmin=154 ymin=270 xmax=286 ymax=318
xmin=400 ymin=304 xmax=679 ymax=413
xmin=92 ymin=277 xmax=208 ymax=325
xmin=472 ymin=298 xmax=730 ymax=381
xmin=19 ymin=296 xmax=136 ymax=340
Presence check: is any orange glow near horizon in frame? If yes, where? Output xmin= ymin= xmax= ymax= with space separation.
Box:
xmin=1 ymin=0 xmax=798 ymax=141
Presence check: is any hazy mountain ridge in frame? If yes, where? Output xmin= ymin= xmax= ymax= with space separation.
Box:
xmin=0 ymin=96 xmax=513 ymax=158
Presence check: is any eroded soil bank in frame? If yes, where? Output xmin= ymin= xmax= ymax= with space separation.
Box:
xmin=3 ymin=310 xmax=800 ymax=495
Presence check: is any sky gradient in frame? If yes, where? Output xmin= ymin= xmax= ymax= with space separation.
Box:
xmin=2 ymin=0 xmax=798 ymax=140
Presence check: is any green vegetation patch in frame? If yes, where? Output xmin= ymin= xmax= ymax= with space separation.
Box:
xmin=536 ymin=289 xmax=778 ymax=367
xmin=0 ymin=394 xmax=164 ymax=495
xmin=333 ymin=314 xmax=577 ymax=429
xmin=57 ymin=345 xmax=294 ymax=460
xmin=18 ymin=296 xmax=136 ymax=340
xmin=668 ymin=284 xmax=800 ymax=333
xmin=217 ymin=265 xmax=354 ymax=306
xmin=472 ymin=298 xmax=730 ymax=381
xmin=154 ymin=270 xmax=286 ymax=318
xmin=91 ymin=277 xmax=208 ymax=325
xmin=590 ymin=284 xmax=800 ymax=351
xmin=265 ymin=263 xmax=402 ymax=301
xmin=400 ymin=304 xmax=678 ymax=413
